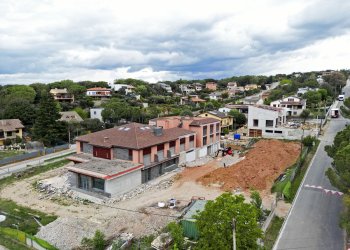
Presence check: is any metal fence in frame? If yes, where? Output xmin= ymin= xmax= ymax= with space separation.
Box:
xmin=0 ymin=144 xmax=69 ymax=166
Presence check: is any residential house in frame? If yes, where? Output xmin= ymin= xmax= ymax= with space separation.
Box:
xmin=149 ymin=116 xmax=221 ymax=157
xmin=244 ymin=84 xmax=259 ymax=91
xmin=49 ymin=88 xmax=74 ymax=103
xmin=205 ymin=82 xmax=217 ymax=91
xmin=90 ymin=108 xmax=104 ymax=122
xmin=243 ymin=95 xmax=261 ymax=105
xmin=270 ymin=96 xmax=306 ymax=116
xmin=59 ymin=111 xmax=83 ymax=123
xmin=158 ymin=83 xmax=173 ymax=93
xmin=198 ymin=111 xmax=233 ymax=133
xmin=193 ymin=83 xmax=203 ymax=91
xmin=86 ymin=87 xmax=112 ymax=99
xmin=69 ymin=123 xmax=197 ymax=197
xmin=110 ymin=84 xmax=135 ymax=95
xmin=180 ymin=85 xmax=195 ymax=95
xmin=247 ymin=105 xmax=287 ymax=137
xmin=225 ymin=104 xmax=249 ymax=114
xmin=0 ymin=119 xmax=24 ymax=146
xmin=218 ymin=107 xmax=231 ymax=113
xmin=227 ymin=82 xmax=237 ymax=91
xmin=180 ymin=95 xmax=205 ymax=107
xmin=209 ymin=92 xmax=221 ymax=100
xmin=297 ymin=87 xmax=319 ymax=97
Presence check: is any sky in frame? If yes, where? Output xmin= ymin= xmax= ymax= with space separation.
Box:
xmin=0 ymin=0 xmax=350 ymax=84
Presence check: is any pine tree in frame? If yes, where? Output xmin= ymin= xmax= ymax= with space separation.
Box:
xmin=32 ymin=92 xmax=67 ymax=146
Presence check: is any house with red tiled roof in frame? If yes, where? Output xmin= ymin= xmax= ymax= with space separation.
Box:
xmin=86 ymin=87 xmax=111 ymax=99
xmin=149 ymin=116 xmax=221 ymax=158
xmin=68 ymin=122 xmax=198 ymax=197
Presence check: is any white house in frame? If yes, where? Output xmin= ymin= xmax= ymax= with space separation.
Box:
xmin=110 ymin=84 xmax=135 ymax=94
xmin=90 ymin=108 xmax=104 ymax=122
xmin=218 ymin=107 xmax=231 ymax=113
xmin=158 ymin=83 xmax=172 ymax=93
xmin=270 ymin=96 xmax=306 ymax=116
xmin=247 ymin=105 xmax=287 ymax=137
xmin=209 ymin=92 xmax=221 ymax=100
xmin=297 ymin=87 xmax=319 ymax=97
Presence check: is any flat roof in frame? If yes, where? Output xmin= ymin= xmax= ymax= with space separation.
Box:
xmin=66 ymin=154 xmax=142 ymax=180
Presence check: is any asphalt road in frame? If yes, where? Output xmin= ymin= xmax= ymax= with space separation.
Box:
xmin=0 ymin=144 xmax=76 ymax=179
xmin=274 ymin=81 xmax=350 ymax=250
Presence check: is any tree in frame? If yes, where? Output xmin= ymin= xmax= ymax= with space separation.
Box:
xmin=303 ymin=91 xmax=321 ymax=108
xmin=229 ymin=110 xmax=247 ymax=128
xmin=302 ymin=135 xmax=316 ymax=147
xmin=32 ymin=93 xmax=67 ymax=146
xmin=81 ymin=230 xmax=106 ymax=250
xmin=167 ymin=222 xmax=184 ymax=249
xmin=180 ymin=109 xmax=193 ymax=117
xmin=323 ymin=72 xmax=347 ymax=94
xmin=221 ymin=92 xmax=229 ymax=99
xmin=3 ymin=99 xmax=37 ymax=126
xmin=0 ymin=85 xmax=36 ymax=104
xmin=195 ymin=193 xmax=262 ymax=250
xmin=340 ymin=97 xmax=350 ymax=118
xmin=73 ymin=107 xmax=88 ymax=120
xmin=81 ymin=119 xmax=104 ymax=133
xmin=299 ymin=109 xmax=311 ymax=123
xmin=250 ymin=190 xmax=263 ymax=220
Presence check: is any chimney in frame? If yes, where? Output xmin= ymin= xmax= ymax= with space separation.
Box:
xmin=153 ymin=127 xmax=163 ymax=136
xmin=104 ymin=137 xmax=109 ymax=142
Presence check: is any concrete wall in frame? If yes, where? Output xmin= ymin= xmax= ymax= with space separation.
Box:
xmin=248 ymin=106 xmax=279 ymax=130
xmin=105 ymin=170 xmax=142 ymax=197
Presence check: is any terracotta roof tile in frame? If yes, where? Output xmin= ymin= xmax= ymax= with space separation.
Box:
xmin=76 ymin=123 xmax=195 ymax=149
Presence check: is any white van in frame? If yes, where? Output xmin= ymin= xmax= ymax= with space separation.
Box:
xmin=338 ymin=95 xmax=345 ymax=101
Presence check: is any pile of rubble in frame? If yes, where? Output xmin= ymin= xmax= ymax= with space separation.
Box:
xmin=109 ymin=178 xmax=174 ymax=203
xmin=36 ymin=174 xmax=71 ymax=198
xmin=36 ymin=217 xmax=101 ymax=250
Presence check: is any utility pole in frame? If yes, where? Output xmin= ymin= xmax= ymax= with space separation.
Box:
xmin=232 ymin=218 xmax=236 ymax=250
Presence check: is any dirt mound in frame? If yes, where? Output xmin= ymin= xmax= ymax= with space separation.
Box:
xmin=198 ymin=139 xmax=300 ymax=191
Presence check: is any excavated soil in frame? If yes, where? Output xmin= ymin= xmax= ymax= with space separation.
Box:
xmin=198 ymin=139 xmax=300 ymax=191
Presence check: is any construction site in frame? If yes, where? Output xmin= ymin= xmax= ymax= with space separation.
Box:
xmin=0 ymin=138 xmax=300 ymax=249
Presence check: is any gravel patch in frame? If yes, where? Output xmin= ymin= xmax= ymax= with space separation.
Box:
xmin=36 ymin=217 xmax=101 ymax=250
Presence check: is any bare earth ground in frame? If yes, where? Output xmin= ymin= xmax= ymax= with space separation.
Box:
xmin=198 ymin=139 xmax=300 ymax=190
xmin=0 ymin=139 xmax=297 ymax=249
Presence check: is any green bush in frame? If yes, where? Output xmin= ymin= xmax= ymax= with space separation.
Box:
xmin=81 ymin=230 xmax=106 ymax=250
xmin=166 ymin=222 xmax=184 ymax=249
xmin=302 ymin=135 xmax=316 ymax=147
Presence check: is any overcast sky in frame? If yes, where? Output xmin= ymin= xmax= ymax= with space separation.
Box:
xmin=1 ymin=0 xmax=349 ymax=84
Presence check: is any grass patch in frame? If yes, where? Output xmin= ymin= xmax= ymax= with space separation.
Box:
xmin=0 ymin=199 xmax=57 ymax=235
xmin=0 ymin=150 xmax=24 ymax=160
xmin=0 ymin=233 xmax=30 ymax=250
xmin=264 ymin=216 xmax=284 ymax=250
xmin=272 ymin=168 xmax=293 ymax=193
xmin=44 ymin=152 xmax=74 ymax=163
xmin=288 ymin=140 xmax=320 ymax=202
xmin=0 ymin=159 xmax=69 ymax=189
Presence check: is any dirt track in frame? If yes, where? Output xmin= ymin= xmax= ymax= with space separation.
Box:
xmin=198 ymin=139 xmax=300 ymax=191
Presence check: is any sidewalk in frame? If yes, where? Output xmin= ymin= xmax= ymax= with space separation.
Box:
xmin=0 ymin=145 xmax=76 ymax=178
